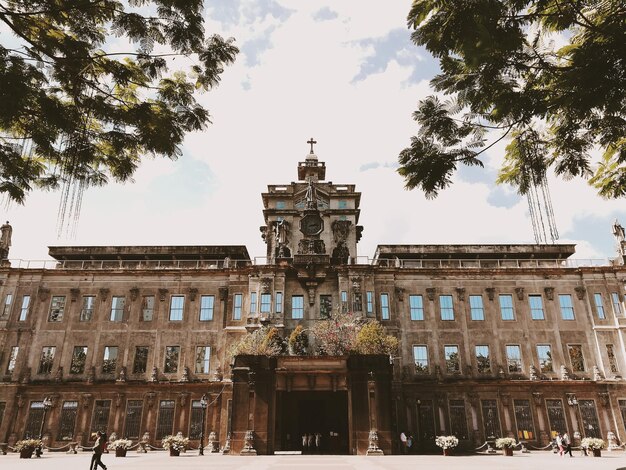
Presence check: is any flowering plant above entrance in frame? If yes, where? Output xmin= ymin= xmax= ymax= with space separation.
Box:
xmin=581 ymin=437 xmax=605 ymax=450
xmin=435 ymin=435 xmax=459 ymax=449
xmin=495 ymin=437 xmax=517 ymax=449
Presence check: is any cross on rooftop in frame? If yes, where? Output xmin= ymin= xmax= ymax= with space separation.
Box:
xmin=307 ymin=137 xmax=317 ymax=154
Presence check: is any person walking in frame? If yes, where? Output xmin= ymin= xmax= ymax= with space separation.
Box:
xmin=302 ymin=434 xmax=308 ymax=454
xmin=555 ymin=433 xmax=564 ymax=457
xmin=90 ymin=431 xmax=108 ymax=470
xmin=399 ymin=431 xmax=408 ymax=454
xmin=562 ymin=432 xmax=573 ymax=457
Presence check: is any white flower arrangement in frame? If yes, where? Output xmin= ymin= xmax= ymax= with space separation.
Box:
xmin=435 ymin=435 xmax=459 ymax=449
xmin=108 ymin=438 xmax=132 ymax=450
xmin=580 ymin=437 xmax=605 ymax=450
xmin=161 ymin=434 xmax=189 ymax=451
xmin=14 ymin=439 xmax=43 ymax=451
xmin=495 ymin=437 xmax=517 ymax=449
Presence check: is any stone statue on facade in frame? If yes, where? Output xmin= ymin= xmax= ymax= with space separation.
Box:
xmin=613 ymin=219 xmax=625 ymax=242
xmin=0 ymin=221 xmax=12 ymax=260
xmin=305 ymin=180 xmax=316 ymax=209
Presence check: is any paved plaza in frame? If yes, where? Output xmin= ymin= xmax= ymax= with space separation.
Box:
xmin=3 ymin=451 xmax=626 ymax=470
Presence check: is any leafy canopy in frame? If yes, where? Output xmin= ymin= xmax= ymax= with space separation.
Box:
xmin=398 ymin=0 xmax=626 ymax=198
xmin=0 ymin=0 xmax=238 ymax=203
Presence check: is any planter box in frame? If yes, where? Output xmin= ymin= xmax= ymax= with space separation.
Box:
xmin=115 ymin=448 xmax=127 ymax=457
xmin=169 ymin=448 xmax=180 ymax=456
xmin=503 ymin=447 xmax=514 ymax=456
xmin=592 ymin=449 xmax=601 ymax=457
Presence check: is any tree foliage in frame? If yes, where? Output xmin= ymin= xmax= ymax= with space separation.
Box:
xmin=0 ymin=0 xmax=238 ymax=203
xmin=288 ymin=324 xmax=309 ymax=355
xmin=353 ymin=321 xmax=399 ymax=356
xmin=398 ymin=0 xmax=626 ymax=198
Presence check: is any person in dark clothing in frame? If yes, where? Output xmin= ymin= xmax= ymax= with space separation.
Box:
xmin=90 ymin=431 xmax=108 ymax=470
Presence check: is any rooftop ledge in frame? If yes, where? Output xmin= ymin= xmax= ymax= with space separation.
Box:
xmin=374 ymin=244 xmax=577 ymax=261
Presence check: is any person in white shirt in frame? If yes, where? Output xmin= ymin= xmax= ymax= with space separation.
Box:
xmin=400 ymin=431 xmax=408 ymax=454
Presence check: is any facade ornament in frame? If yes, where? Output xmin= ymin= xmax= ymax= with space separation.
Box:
xmin=0 ymin=221 xmax=12 ymax=260
xmin=593 ymin=365 xmax=603 ymax=381
xmin=240 ymin=430 xmax=256 ymax=455
xmin=306 ymin=282 xmax=317 ymax=306
xmin=351 ymin=277 xmax=361 ymax=292
xmin=179 ymin=392 xmax=189 ymax=406
xmin=115 ymin=393 xmax=124 ymax=408
xmin=560 ymin=365 xmax=570 ymax=380
xmin=16 ymin=394 xmax=25 ymax=409
xmin=515 ymin=287 xmax=525 ymax=301
xmin=117 ymin=366 xmax=127 ymax=383
xmin=129 ymin=287 xmax=139 ymax=301
xmin=467 ymin=393 xmax=479 ymax=406
xmin=158 ymin=288 xmax=168 ymax=302
xmin=574 ymin=286 xmax=586 ymax=300
xmin=544 ymin=287 xmax=554 ymax=301
xmin=597 ymin=392 xmax=610 ymax=408
xmin=260 ymin=278 xmax=272 ymax=294
xmin=70 ymin=288 xmax=80 ymax=302
xmin=366 ymin=430 xmax=384 ymax=455
xmin=426 ymin=288 xmax=436 ymax=301
xmin=150 ymin=366 xmax=158 ymax=382
xmin=499 ymin=393 xmax=510 ymax=406
xmin=208 ymin=431 xmax=218 ymax=453
xmin=37 ymin=286 xmax=50 ymax=302
xmin=212 ymin=366 xmax=223 ymax=382
xmin=613 ymin=219 xmax=625 ymax=243
xmin=331 ymin=220 xmax=351 ymax=244
xmin=20 ymin=367 xmax=31 ymax=384
xmin=456 ymin=287 xmax=466 ymax=301
xmin=498 ymin=365 xmax=506 ymax=378
xmin=485 ymin=287 xmax=496 ymax=301
xmin=99 ymin=288 xmax=110 ymax=301
xmin=146 ymin=391 xmax=156 ymax=408
xmin=180 ymin=366 xmax=190 ymax=383
xmin=607 ymin=431 xmax=619 ymax=449
xmin=218 ymin=287 xmax=229 ymax=301
xmin=260 ymin=225 xmax=268 ymax=243
xmin=81 ymin=393 xmax=93 ymax=409
xmin=529 ymin=365 xmax=539 ymax=381
xmin=532 ymin=392 xmax=543 ymax=405
xmin=395 ymin=287 xmax=405 ymax=302
xmin=54 ymin=366 xmax=63 ymax=382
xmin=222 ymin=432 xmax=231 ymax=454
xmin=187 ymin=287 xmax=198 ymax=301
xmin=86 ymin=366 xmax=95 ymax=384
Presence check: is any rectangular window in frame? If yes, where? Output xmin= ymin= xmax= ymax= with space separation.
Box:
xmin=366 ymin=291 xmax=374 ymax=317
xmin=90 ymin=400 xmax=111 ymax=434
xmin=38 ymin=346 xmax=55 ymax=374
xmin=319 ymin=294 xmax=332 ymax=318
xmin=7 ymin=346 xmax=18 ymax=373
xmin=142 ymin=295 xmax=155 ymax=321
xmin=133 ymin=346 xmax=149 ymax=374
xmin=513 ymin=399 xmax=535 ymax=440
xmin=199 ymin=295 xmax=214 ymax=321
xmin=413 ymin=345 xmax=429 ymax=373
xmin=260 ymin=293 xmax=271 ymax=314
xmin=409 ymin=295 xmax=424 ymax=321
xmin=275 ymin=292 xmax=283 ymax=314
xmin=70 ymin=346 xmax=88 ymax=374
xmin=506 ymin=344 xmax=522 ymax=373
xmin=164 ymin=346 xmax=180 ymax=373
xmin=169 ymin=295 xmax=184 ymax=321
xmin=341 ymin=291 xmax=348 ymax=313
xmin=156 ymin=400 xmax=175 ymax=439
xmin=24 ymin=402 xmax=45 ymax=438
xmin=58 ymin=401 xmax=78 ymax=441
xmin=102 ymin=346 xmax=118 ymax=374
xmin=124 ymin=400 xmax=143 ymax=439
xmin=250 ymin=292 xmax=257 ymax=314
xmin=546 ymin=399 xmax=568 ymax=437
xmin=195 ymin=346 xmax=211 ymax=374
xmin=80 ymin=296 xmax=95 ymax=322
xmin=48 ymin=296 xmax=65 ymax=322
xmin=593 ymin=294 xmax=606 ymax=319
xmin=439 ymin=295 xmax=454 ymax=320
xmin=499 ymin=295 xmax=515 ymax=320
xmin=2 ymin=294 xmax=12 ymax=317
xmin=469 ymin=295 xmax=484 ymax=320
xmin=537 ymin=344 xmax=553 ymax=372
xmin=18 ymin=295 xmax=30 ymax=321
xmin=292 ymin=295 xmax=304 ymax=319
xmin=579 ymin=400 xmax=601 ymax=438
xmin=559 ymin=294 xmax=575 ymax=320
xmin=568 ymin=344 xmax=585 ymax=372
xmin=352 ymin=292 xmax=363 ymax=312
xmin=607 ymin=344 xmax=619 ymax=373
xmin=276 ymin=200 xmax=285 ymax=209
xmin=338 ymin=200 xmax=347 ymax=209
xmin=110 ymin=296 xmax=125 ymax=322
xmin=476 ymin=345 xmax=491 ymax=373
xmin=444 ymin=345 xmax=460 ymax=373
xmin=481 ymin=400 xmax=502 ymax=438
xmin=189 ymin=400 xmax=205 ymax=439
xmin=233 ymin=293 xmax=242 ymax=320
xmin=380 ymin=293 xmax=390 ymax=320
xmin=0 ymin=402 xmax=4 ymax=432
xmin=611 ymin=292 xmax=623 ymax=316
xmin=449 ymin=400 xmax=469 ymax=440
xmin=529 ymin=295 xmax=544 ymax=320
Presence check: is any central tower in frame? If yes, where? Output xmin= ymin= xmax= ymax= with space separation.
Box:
xmin=260 ymin=139 xmax=363 ymax=265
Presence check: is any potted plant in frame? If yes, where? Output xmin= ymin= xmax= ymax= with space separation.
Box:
xmin=162 ymin=434 xmax=189 ymax=456
xmin=108 ymin=438 xmax=132 ymax=457
xmin=581 ymin=437 xmax=605 ymax=457
xmin=435 ymin=435 xmax=459 ymax=456
xmin=495 ymin=437 xmax=517 ymax=456
xmin=14 ymin=439 xmax=43 ymax=459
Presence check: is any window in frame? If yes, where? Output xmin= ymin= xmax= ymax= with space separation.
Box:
xmin=475 ymin=345 xmax=491 ymax=373
xmin=506 ymin=345 xmax=522 ymax=373
xmin=199 ymin=295 xmax=214 ymax=321
xmin=593 ymin=294 xmax=606 ymax=319
xmin=579 ymin=400 xmax=601 ymax=438
xmin=169 ymin=295 xmax=184 ymax=321
xmin=102 ymin=346 xmax=118 ymax=374
xmin=250 ymin=292 xmax=257 ymax=314
xmin=546 ymin=399 xmax=568 ymax=437
xmin=409 ymin=295 xmax=424 ymax=321
xmin=499 ymin=295 xmax=515 ymax=320
xmin=514 ymin=399 xmax=535 ymax=440
xmin=156 ymin=400 xmax=175 ymax=439
xmin=568 ymin=344 xmax=585 ymax=372
xmin=260 ymin=293 xmax=271 ymax=314
xmin=341 ymin=291 xmax=348 ymax=313
xmin=413 ymin=345 xmax=429 ymax=372
xmin=58 ymin=401 xmax=78 ymax=441
xmin=233 ymin=293 xmax=242 ymax=320
xmin=292 ymin=295 xmax=304 ymax=319
xmin=481 ymin=399 xmax=502 ymax=438
xmin=338 ymin=200 xmax=347 ymax=209
xmin=0 ymin=402 xmax=4 ymax=431
xmin=276 ymin=200 xmax=285 ymax=209
xmin=38 ymin=346 xmax=55 ymax=374
xmin=142 ymin=296 xmax=155 ymax=321
xmin=164 ymin=346 xmax=180 ymax=373
xmin=444 ymin=345 xmax=460 ymax=373
xmin=18 ymin=295 xmax=30 ymax=321
xmin=611 ymin=292 xmax=623 ymax=316
xmin=275 ymin=292 xmax=283 ymax=314
xmin=48 ymin=296 xmax=65 ymax=322
xmin=90 ymin=400 xmax=111 ymax=434
xmin=319 ymin=294 xmax=332 ymax=318
xmin=439 ymin=295 xmax=454 ymax=320
xmin=469 ymin=295 xmax=484 ymax=320
xmin=449 ymin=400 xmax=469 ymax=439
xmin=352 ymin=292 xmax=363 ymax=312
xmin=24 ymin=402 xmax=45 ymax=438
xmin=124 ymin=400 xmax=143 ymax=439
xmin=529 ymin=295 xmax=544 ymax=320
xmin=559 ymin=294 xmax=575 ymax=320
xmin=366 ymin=291 xmax=374 ymax=317
xmin=189 ymin=400 xmax=205 ymax=439
xmin=380 ymin=293 xmax=390 ymax=320
xmin=195 ymin=346 xmax=211 ymax=374
xmin=80 ymin=296 xmax=95 ymax=322
xmin=133 ymin=347 xmax=149 ymax=374
xmin=70 ymin=346 xmax=88 ymax=374
xmin=2 ymin=293 xmax=12 ymax=316
xmin=6 ymin=346 xmax=18 ymax=373
xmin=110 ymin=296 xmax=125 ymax=322
xmin=607 ymin=344 xmax=619 ymax=373
xmin=537 ymin=344 xmax=553 ymax=372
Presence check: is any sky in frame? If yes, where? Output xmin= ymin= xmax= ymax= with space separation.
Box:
xmin=2 ymin=0 xmax=626 ymax=263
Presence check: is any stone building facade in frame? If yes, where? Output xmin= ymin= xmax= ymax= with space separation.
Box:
xmin=0 ymin=147 xmax=626 ymax=455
